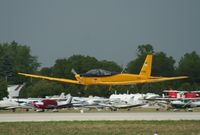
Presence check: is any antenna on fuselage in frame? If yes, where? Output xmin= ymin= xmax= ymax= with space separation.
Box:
xmin=120 ymin=63 xmax=126 ymax=74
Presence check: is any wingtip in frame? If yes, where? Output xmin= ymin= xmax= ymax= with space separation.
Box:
xmin=182 ymin=76 xmax=189 ymax=78
xmin=18 ymin=72 xmax=25 ymax=75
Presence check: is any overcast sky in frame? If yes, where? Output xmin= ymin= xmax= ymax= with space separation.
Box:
xmin=0 ymin=0 xmax=200 ymax=67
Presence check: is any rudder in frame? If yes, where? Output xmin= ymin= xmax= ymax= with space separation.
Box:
xmin=139 ymin=55 xmax=152 ymax=77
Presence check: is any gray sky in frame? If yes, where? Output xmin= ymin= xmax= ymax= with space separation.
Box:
xmin=0 ymin=0 xmax=200 ymax=67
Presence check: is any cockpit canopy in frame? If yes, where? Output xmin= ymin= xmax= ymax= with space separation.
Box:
xmin=81 ymin=69 xmax=119 ymax=77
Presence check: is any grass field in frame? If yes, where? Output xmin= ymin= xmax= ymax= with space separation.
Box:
xmin=0 ymin=121 xmax=200 ymax=135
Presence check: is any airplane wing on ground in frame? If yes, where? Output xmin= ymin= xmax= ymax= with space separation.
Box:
xmin=18 ymin=73 xmax=80 ymax=84
xmin=156 ymin=97 xmax=200 ymax=100
xmin=96 ymin=76 xmax=188 ymax=85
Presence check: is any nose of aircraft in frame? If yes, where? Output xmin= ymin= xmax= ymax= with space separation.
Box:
xmin=75 ymin=74 xmax=82 ymax=83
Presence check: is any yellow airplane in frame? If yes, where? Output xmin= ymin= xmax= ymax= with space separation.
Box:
xmin=18 ymin=55 xmax=188 ymax=85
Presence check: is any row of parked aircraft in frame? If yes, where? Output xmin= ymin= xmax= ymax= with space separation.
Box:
xmin=1 ymin=90 xmax=200 ymax=112
xmin=161 ymin=90 xmax=200 ymax=111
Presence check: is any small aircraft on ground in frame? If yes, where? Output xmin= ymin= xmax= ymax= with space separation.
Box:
xmin=101 ymin=93 xmax=147 ymax=111
xmin=0 ymin=97 xmax=39 ymax=112
xmin=18 ymin=55 xmax=188 ymax=85
xmin=147 ymin=89 xmax=200 ymax=111
xmin=169 ymin=98 xmax=200 ymax=112
xmin=162 ymin=89 xmax=200 ymax=99
xmin=33 ymin=94 xmax=73 ymax=112
xmin=0 ymin=98 xmax=20 ymax=112
xmin=163 ymin=90 xmax=200 ymax=111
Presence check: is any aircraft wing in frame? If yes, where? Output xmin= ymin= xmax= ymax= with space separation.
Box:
xmin=95 ymin=76 xmax=188 ymax=85
xmin=18 ymin=73 xmax=80 ymax=84
xmin=148 ymin=76 xmax=189 ymax=83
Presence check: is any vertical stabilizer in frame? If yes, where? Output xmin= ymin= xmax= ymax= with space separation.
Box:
xmin=139 ymin=55 xmax=152 ymax=77
xmin=66 ymin=94 xmax=73 ymax=104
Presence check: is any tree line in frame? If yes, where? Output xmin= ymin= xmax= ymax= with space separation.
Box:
xmin=0 ymin=42 xmax=200 ymax=99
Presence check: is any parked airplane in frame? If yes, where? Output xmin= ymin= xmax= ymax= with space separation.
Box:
xmin=7 ymin=83 xmax=25 ymax=98
xmin=0 ymin=97 xmax=42 ymax=112
xmin=71 ymin=96 xmax=110 ymax=111
xmin=149 ymin=89 xmax=200 ymax=111
xmin=0 ymin=98 xmax=20 ymax=112
xmin=163 ymin=89 xmax=200 ymax=99
xmin=18 ymin=55 xmax=188 ymax=86
xmin=100 ymin=93 xmax=148 ymax=110
xmin=170 ymin=98 xmax=200 ymax=111
xmin=33 ymin=94 xmax=73 ymax=112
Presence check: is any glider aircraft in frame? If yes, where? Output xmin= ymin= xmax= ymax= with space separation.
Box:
xmin=18 ymin=55 xmax=188 ymax=85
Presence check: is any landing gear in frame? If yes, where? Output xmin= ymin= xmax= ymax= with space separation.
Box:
xmin=36 ymin=109 xmax=44 ymax=112
xmin=11 ymin=108 xmax=16 ymax=112
xmin=52 ymin=109 xmax=59 ymax=112
xmin=187 ymin=108 xmax=193 ymax=112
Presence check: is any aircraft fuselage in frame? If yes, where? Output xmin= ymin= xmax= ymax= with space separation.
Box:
xmin=77 ymin=74 xmax=148 ymax=85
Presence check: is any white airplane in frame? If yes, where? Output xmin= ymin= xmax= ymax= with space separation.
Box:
xmin=170 ymin=98 xmax=200 ymax=111
xmin=0 ymin=98 xmax=20 ymax=111
xmin=97 ymin=93 xmax=147 ymax=111
xmin=71 ymin=96 xmax=110 ymax=111
xmin=7 ymin=83 xmax=25 ymax=98
xmin=109 ymin=93 xmax=147 ymax=104
xmin=0 ymin=97 xmax=42 ymax=112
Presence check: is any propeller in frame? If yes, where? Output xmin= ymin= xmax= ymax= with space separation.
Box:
xmin=121 ymin=68 xmax=126 ymax=74
xmin=71 ymin=68 xmax=77 ymax=75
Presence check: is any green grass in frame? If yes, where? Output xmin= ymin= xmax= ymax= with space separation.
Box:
xmin=0 ymin=121 xmax=200 ymax=135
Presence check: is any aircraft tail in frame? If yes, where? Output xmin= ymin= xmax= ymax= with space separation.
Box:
xmin=65 ymin=94 xmax=73 ymax=104
xmin=139 ymin=55 xmax=152 ymax=77
xmin=169 ymin=90 xmax=178 ymax=98
xmin=59 ymin=92 xmax=65 ymax=99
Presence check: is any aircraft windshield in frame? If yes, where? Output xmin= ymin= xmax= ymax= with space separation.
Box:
xmin=81 ymin=69 xmax=119 ymax=77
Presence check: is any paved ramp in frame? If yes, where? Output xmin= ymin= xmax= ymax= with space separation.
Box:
xmin=0 ymin=112 xmax=200 ymax=122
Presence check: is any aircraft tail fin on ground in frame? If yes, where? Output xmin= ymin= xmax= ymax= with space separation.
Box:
xmin=66 ymin=95 xmax=73 ymax=104
xmin=139 ymin=55 xmax=152 ymax=77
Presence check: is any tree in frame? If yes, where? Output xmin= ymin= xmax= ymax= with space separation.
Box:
xmin=126 ymin=55 xmax=146 ymax=74
xmin=126 ymin=44 xmax=154 ymax=74
xmin=20 ymin=80 xmax=64 ymax=98
xmin=126 ymin=45 xmax=175 ymax=77
xmin=0 ymin=78 xmax=8 ymax=99
xmin=177 ymin=51 xmax=200 ymax=83
xmin=0 ymin=41 xmax=40 ymax=84
xmin=178 ymin=82 xmax=192 ymax=91
xmin=152 ymin=52 xmax=175 ymax=77
xmin=98 ymin=60 xmax=122 ymax=72
xmin=137 ymin=44 xmax=154 ymax=56
xmin=141 ymin=83 xmax=164 ymax=95
xmin=0 ymin=55 xmax=15 ymax=84
xmin=40 ymin=67 xmax=53 ymax=76
xmin=66 ymin=55 xmax=100 ymax=74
